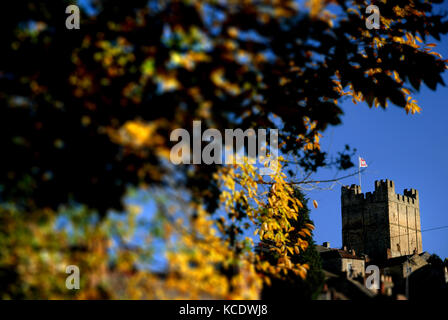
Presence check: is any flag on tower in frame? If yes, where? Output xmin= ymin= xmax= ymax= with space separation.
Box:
xmin=359 ymin=157 xmax=368 ymax=168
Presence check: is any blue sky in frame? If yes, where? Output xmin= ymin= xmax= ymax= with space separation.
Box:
xmin=308 ymin=31 xmax=448 ymax=260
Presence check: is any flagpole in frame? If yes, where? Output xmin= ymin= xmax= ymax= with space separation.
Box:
xmin=358 ymin=156 xmax=368 ymax=191
xmin=358 ymin=156 xmax=361 ymax=189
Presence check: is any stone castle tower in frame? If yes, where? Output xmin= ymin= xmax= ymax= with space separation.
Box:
xmin=341 ymin=179 xmax=422 ymax=261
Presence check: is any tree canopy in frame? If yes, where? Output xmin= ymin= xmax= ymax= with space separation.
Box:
xmin=1 ymin=0 xmax=446 ymax=212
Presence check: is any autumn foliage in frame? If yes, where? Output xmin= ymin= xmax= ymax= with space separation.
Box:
xmin=0 ymin=0 xmax=447 ymax=299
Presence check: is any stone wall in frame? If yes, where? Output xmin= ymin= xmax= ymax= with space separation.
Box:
xmin=388 ymin=189 xmax=422 ymax=257
xmin=341 ymin=258 xmax=365 ymax=279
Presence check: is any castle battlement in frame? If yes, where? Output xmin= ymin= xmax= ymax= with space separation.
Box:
xmin=396 ymin=194 xmax=417 ymax=205
xmin=341 ymin=180 xmax=419 ymax=207
xmin=341 ymin=179 xmax=422 ymax=261
xmin=374 ymin=179 xmax=395 ymax=191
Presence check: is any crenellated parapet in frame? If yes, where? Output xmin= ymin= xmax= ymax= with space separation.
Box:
xmin=341 ymin=184 xmax=363 ymax=205
xmin=374 ymin=179 xmax=395 ymax=191
xmin=341 ymin=180 xmax=419 ymax=207
xmin=403 ymin=188 xmax=419 ymax=201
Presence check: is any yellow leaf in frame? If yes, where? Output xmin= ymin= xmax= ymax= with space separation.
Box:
xmin=429 ymin=51 xmax=442 ymax=58
xmin=393 ymin=71 xmax=400 ymax=81
xmin=301 ymin=228 xmax=311 ymax=237
xmin=305 ymin=223 xmax=315 ymax=230
xmin=313 ymin=200 xmax=318 ymax=209
xmin=265 ymin=276 xmax=271 ymax=286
